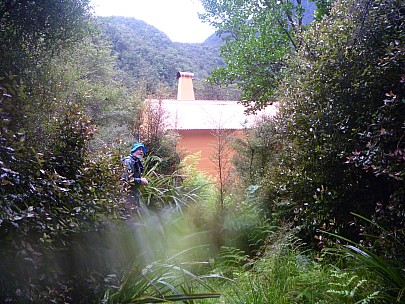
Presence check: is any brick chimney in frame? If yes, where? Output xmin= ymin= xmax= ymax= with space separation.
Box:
xmin=176 ymin=71 xmax=195 ymax=101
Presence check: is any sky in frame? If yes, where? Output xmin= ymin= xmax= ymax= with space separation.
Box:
xmin=90 ymin=0 xmax=215 ymax=43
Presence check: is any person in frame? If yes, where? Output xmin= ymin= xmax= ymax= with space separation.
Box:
xmin=123 ymin=142 xmax=148 ymax=206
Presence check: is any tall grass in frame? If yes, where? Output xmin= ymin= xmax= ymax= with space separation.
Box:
xmin=100 ymin=203 xmax=387 ymax=304
xmin=109 ymin=155 xmax=396 ymax=303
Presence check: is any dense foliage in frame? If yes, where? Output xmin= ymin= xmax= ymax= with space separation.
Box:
xmin=0 ymin=1 xmax=133 ymax=301
xmin=207 ymin=0 xmax=404 ymax=244
xmin=0 ymin=0 xmax=92 ymax=76
xmin=274 ymin=0 xmax=404 ymax=246
xmin=1 ymin=0 xmax=404 ymax=302
xmin=200 ymin=0 xmax=316 ymax=112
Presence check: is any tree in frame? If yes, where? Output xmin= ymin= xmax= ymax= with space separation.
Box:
xmin=268 ymin=0 xmax=404 ymax=245
xmin=0 ymin=0 xmax=95 ymax=148
xmin=136 ymin=98 xmax=181 ymax=175
xmin=0 ymin=0 xmax=92 ymax=77
xmin=44 ymin=33 xmax=137 ymax=150
xmin=0 ymin=1 xmax=136 ymax=301
xmin=210 ymin=126 xmax=235 ymax=210
xmin=199 ymin=0 xmax=316 ymax=112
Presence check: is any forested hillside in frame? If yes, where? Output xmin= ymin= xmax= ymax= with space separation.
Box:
xmin=97 ymin=16 xmax=226 ymax=99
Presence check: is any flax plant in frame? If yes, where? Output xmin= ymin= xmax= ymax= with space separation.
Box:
xmin=139 ymin=155 xmax=210 ymax=211
xmin=103 ymin=258 xmax=221 ymax=303
xmin=101 ymin=210 xmax=223 ymax=303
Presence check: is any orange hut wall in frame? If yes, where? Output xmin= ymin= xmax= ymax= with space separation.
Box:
xmin=176 ymin=129 xmax=245 ymax=177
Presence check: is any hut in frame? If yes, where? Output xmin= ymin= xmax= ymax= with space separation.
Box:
xmin=148 ymin=72 xmax=278 ymax=176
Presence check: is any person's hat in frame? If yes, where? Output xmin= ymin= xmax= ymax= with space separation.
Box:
xmin=131 ymin=142 xmax=147 ymax=154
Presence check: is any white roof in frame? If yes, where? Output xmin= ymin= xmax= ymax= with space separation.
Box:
xmin=149 ymin=99 xmax=278 ymax=130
